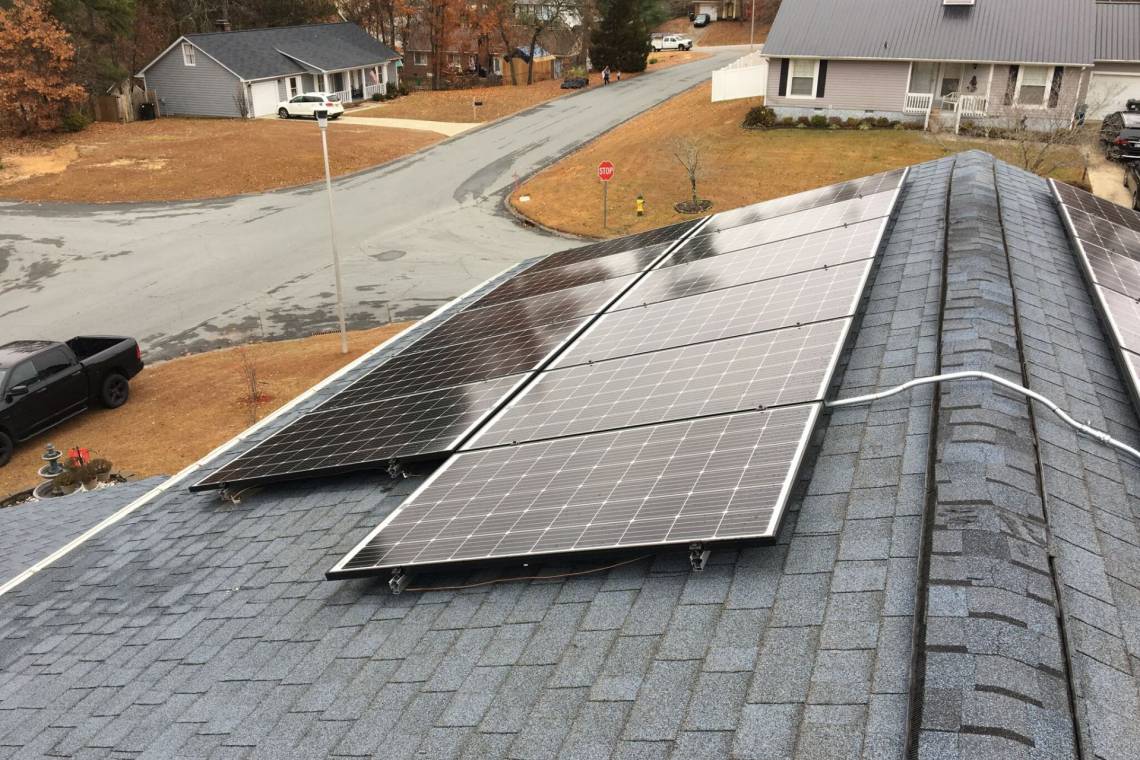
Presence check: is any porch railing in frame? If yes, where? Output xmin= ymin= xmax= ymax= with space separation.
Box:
xmin=904 ymin=92 xmax=934 ymax=115
xmin=329 ymin=89 xmax=351 ymax=104
xmin=363 ymin=83 xmax=384 ymax=99
xmin=953 ymin=94 xmax=988 ymax=134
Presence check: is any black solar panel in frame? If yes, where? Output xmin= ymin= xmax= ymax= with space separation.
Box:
xmin=1099 ymin=283 xmax=1140 ymax=352
xmin=468 ymin=247 xmax=664 ymax=308
xmin=409 ymin=275 xmax=639 ymax=352
xmin=315 ymin=319 xmax=587 ymax=411
xmin=467 ymin=321 xmax=847 ymax=448
xmin=1055 ymin=181 xmax=1140 ymax=236
xmin=621 ymin=219 xmax=887 ymax=306
xmin=698 ymin=169 xmax=905 ymax=234
xmin=525 ymin=219 xmax=700 ymax=273
xmin=190 ymin=375 xmax=525 ymax=491
xmin=556 ymin=261 xmax=870 ymax=367
xmin=327 ymin=404 xmax=819 ymax=576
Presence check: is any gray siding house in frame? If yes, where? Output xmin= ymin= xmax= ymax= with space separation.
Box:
xmin=761 ymin=0 xmax=1140 ymax=129
xmin=138 ymin=22 xmax=401 ymax=119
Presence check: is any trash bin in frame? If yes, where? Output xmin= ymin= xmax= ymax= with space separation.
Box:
xmin=139 ymin=102 xmax=156 ymax=121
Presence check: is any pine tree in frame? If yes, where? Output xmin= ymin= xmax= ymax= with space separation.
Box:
xmin=589 ymin=0 xmax=651 ymax=73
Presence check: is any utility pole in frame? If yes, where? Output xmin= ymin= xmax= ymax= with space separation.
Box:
xmin=316 ymin=109 xmax=349 ymax=355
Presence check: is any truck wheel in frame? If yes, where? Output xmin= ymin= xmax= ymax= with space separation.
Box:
xmin=0 ymin=431 xmax=12 ymax=468
xmin=101 ymin=373 xmax=130 ymax=409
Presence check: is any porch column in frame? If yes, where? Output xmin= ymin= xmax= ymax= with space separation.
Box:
xmin=321 ymin=72 xmax=328 ymax=92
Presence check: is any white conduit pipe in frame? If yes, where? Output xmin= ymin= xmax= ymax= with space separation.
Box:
xmin=825 ymin=370 xmax=1140 ymax=464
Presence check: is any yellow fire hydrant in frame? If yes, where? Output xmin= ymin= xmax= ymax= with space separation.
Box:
xmin=635 ymin=194 xmax=645 ymax=217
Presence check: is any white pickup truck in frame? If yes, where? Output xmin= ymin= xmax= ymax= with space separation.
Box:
xmin=651 ymin=34 xmax=693 ymax=52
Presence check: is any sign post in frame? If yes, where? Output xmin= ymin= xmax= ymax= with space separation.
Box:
xmin=597 ymin=160 xmax=615 ymax=228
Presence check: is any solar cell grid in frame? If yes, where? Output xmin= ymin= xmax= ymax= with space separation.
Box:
xmin=698 ymin=169 xmax=904 ymax=234
xmin=191 ymin=375 xmax=524 ymax=491
xmin=1056 ymin=181 xmax=1140 ymax=235
xmin=1100 ymin=287 xmax=1140 ymax=352
xmin=329 ymin=404 xmax=818 ymax=574
xmin=635 ymin=219 xmax=886 ymax=297
xmin=556 ymin=262 xmax=868 ymax=367
xmin=467 ymin=321 xmax=847 ymax=448
xmin=1065 ymin=207 xmax=1140 ymax=270
xmin=524 ymin=219 xmax=699 ymax=273
xmin=468 ymin=246 xmax=664 ymax=308
xmin=1080 ymin=240 xmax=1140 ymax=296
xmin=409 ymin=274 xmax=638 ymax=352
xmin=315 ymin=318 xmax=586 ymax=411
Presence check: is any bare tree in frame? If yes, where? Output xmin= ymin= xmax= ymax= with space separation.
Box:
xmin=671 ymin=137 xmax=707 ymax=211
xmin=233 ymin=85 xmax=250 ymax=118
xmin=515 ymin=0 xmax=580 ymax=84
xmin=233 ymin=344 xmax=265 ymax=424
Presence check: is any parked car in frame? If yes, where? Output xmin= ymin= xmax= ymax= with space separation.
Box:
xmin=561 ymin=77 xmax=589 ymax=89
xmin=0 ymin=337 xmax=144 ymax=467
xmin=277 ymin=92 xmax=345 ymax=120
xmin=693 ymin=13 xmax=710 ymax=26
xmin=1125 ymin=161 xmax=1140 ymax=211
xmin=652 ymin=34 xmax=693 ymax=51
xmin=1099 ymin=111 xmax=1140 ymax=161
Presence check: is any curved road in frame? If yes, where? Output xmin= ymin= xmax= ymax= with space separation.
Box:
xmin=0 ymin=49 xmax=743 ymax=359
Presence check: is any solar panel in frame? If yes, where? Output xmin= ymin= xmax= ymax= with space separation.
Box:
xmin=327 ymin=404 xmax=819 ymax=577
xmin=315 ymin=318 xmax=587 ymax=411
xmin=1055 ymin=181 xmax=1140 ymax=235
xmin=468 ymin=246 xmax=665 ymax=308
xmin=524 ymin=219 xmax=700 ymax=273
xmin=466 ymin=321 xmax=847 ymax=448
xmin=556 ymin=261 xmax=870 ymax=368
xmin=698 ymin=169 xmax=904 ymax=234
xmin=190 ymin=375 xmax=525 ymax=492
xmin=1099 ymin=286 xmax=1140 ymax=351
xmin=613 ymin=219 xmax=887 ymax=308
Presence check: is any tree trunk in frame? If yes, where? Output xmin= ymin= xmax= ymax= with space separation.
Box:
xmin=527 ymin=32 xmax=539 ymax=85
xmin=500 ymin=27 xmax=517 ymax=85
xmin=690 ymin=175 xmax=698 ymax=206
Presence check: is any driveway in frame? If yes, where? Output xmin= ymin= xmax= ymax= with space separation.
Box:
xmin=0 ymin=49 xmax=742 ymax=360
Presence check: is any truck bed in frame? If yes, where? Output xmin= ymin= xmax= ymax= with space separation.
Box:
xmin=66 ymin=336 xmax=132 ymax=363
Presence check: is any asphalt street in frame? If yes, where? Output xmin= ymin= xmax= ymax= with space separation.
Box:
xmin=0 ymin=48 xmax=743 ymax=359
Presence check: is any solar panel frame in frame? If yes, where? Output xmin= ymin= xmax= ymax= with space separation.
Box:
xmin=326 ymin=403 xmax=821 ymax=578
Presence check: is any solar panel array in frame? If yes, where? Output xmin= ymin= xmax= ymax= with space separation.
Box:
xmin=1053 ymin=180 xmax=1140 ymax=399
xmin=190 ymin=230 xmax=698 ymax=492
xmin=329 ymin=168 xmax=907 ymax=577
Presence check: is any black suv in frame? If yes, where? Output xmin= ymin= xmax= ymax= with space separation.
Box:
xmin=1100 ymin=111 xmax=1140 ymax=161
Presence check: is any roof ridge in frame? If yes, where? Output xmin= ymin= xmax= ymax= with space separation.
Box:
xmin=187 ymin=21 xmax=351 ymax=38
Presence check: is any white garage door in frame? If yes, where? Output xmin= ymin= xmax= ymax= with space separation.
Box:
xmin=249 ymin=80 xmax=281 ymax=118
xmin=698 ymin=3 xmax=718 ymax=20
xmin=1087 ymin=71 xmax=1140 ymax=120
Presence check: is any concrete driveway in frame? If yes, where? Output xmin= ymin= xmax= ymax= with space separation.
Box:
xmin=0 ymin=48 xmax=742 ymax=359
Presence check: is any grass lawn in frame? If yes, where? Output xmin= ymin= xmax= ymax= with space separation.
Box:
xmin=0 ymin=118 xmax=440 ymax=203
xmin=512 ymin=82 xmax=1088 ymax=238
xmin=655 ymin=17 xmax=769 ymax=45
xmin=352 ymin=51 xmax=708 ymax=124
xmin=0 ymin=323 xmax=411 ymax=499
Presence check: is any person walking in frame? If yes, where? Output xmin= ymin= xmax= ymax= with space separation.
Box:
xmin=602 ymin=66 xmax=611 ymax=86
xmin=615 ymin=70 xmax=622 ymax=82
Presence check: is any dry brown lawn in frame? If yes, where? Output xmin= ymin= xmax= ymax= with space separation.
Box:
xmin=512 ymin=82 xmax=1088 ymax=238
xmin=352 ymin=51 xmax=708 ymax=124
xmin=0 ymin=323 xmax=412 ymax=499
xmin=655 ymin=17 xmax=769 ymax=45
xmin=0 ymin=118 xmax=440 ymax=203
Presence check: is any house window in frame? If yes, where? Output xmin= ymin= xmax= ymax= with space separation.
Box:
xmin=492 ymin=56 xmax=502 ymax=75
xmin=789 ymin=58 xmax=818 ymax=97
xmin=449 ymin=54 xmax=461 ymax=67
xmin=181 ymin=42 xmax=196 ymax=66
xmin=413 ymin=51 xmax=427 ymax=67
xmin=1016 ymin=65 xmax=1052 ymax=106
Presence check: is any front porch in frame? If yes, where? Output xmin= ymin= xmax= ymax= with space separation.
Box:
xmin=903 ymin=61 xmax=992 ymax=131
xmin=285 ymin=64 xmax=393 ymax=104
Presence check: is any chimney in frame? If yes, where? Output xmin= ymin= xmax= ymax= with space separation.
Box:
xmin=215 ymin=18 xmax=231 ymax=32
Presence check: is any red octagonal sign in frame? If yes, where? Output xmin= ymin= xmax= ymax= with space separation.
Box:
xmin=597 ymin=161 xmax=615 ymax=182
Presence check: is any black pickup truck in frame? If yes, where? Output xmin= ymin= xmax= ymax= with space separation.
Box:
xmin=0 ymin=337 xmax=144 ymax=467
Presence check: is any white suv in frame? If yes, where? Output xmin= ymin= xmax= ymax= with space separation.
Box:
xmin=277 ymin=92 xmax=345 ymax=120
xmin=651 ymin=34 xmax=693 ymax=51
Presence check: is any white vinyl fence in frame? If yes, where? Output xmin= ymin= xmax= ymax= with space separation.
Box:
xmin=711 ymin=48 xmax=767 ymax=103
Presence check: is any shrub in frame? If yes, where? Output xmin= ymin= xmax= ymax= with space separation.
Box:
xmin=648 ymin=57 xmax=658 ymax=65
xmin=796 ymin=122 xmax=807 ymax=129
xmin=874 ymin=117 xmax=891 ymax=128
xmin=845 ymin=117 xmax=861 ymax=129
xmin=827 ymin=116 xmax=842 ymax=127
xmin=809 ymin=114 xmax=828 ymax=128
xmin=796 ymin=115 xmax=811 ymax=126
xmin=61 ymin=111 xmax=89 ymax=133
xmin=371 ymin=92 xmax=382 ymax=101
xmin=742 ymin=105 xmax=777 ymax=129
xmin=780 ymin=116 xmax=796 ymax=126
xmin=858 ymin=121 xmax=872 ymax=130
xmin=396 ymin=81 xmax=409 ymax=96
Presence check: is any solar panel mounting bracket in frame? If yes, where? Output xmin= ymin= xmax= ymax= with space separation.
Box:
xmin=689 ymin=543 xmax=711 ymax=572
xmin=389 ymin=568 xmax=410 ymax=594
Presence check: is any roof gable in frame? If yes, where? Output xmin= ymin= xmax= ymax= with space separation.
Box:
xmin=764 ymin=0 xmax=1097 ymax=65
xmin=178 ymin=22 xmax=399 ymax=81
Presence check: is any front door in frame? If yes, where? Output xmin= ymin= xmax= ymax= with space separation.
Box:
xmin=939 ymin=63 xmax=964 ymax=97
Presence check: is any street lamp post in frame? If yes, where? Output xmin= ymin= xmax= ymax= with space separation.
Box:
xmin=315 ymin=108 xmax=349 ymax=355
xmin=750 ymin=0 xmax=756 ymax=50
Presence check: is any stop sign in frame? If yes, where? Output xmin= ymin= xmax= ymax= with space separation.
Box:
xmin=597 ymin=161 xmax=615 ymax=182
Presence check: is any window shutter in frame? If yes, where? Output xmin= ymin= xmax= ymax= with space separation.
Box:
xmin=1004 ymin=65 xmax=1019 ymax=106
xmin=1048 ymin=67 xmax=1064 ymax=108
xmin=816 ymin=60 xmax=828 ymax=98
xmin=778 ymin=58 xmax=789 ymax=97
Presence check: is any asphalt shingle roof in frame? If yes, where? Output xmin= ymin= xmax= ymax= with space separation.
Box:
xmin=183 ymin=22 xmax=400 ymax=81
xmin=2 ymin=152 xmax=1140 ymax=758
xmin=763 ymin=0 xmax=1098 ymax=66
